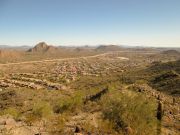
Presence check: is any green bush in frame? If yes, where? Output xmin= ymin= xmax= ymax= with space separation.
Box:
xmin=53 ymin=92 xmax=83 ymax=113
xmin=0 ymin=107 xmax=20 ymax=120
xmin=101 ymin=93 xmax=157 ymax=135
xmin=32 ymin=101 xmax=53 ymax=118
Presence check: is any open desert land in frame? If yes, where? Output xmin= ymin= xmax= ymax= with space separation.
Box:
xmin=0 ymin=42 xmax=179 ymax=135
xmin=1 ymin=0 xmax=180 ymax=134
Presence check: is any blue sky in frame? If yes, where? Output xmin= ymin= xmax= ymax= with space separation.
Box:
xmin=0 ymin=0 xmax=180 ymax=47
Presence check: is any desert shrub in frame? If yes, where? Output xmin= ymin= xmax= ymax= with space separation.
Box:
xmin=135 ymin=79 xmax=148 ymax=84
xmin=47 ymin=113 xmax=69 ymax=133
xmin=53 ymin=92 xmax=83 ymax=113
xmin=53 ymin=97 xmax=72 ymax=113
xmin=0 ymin=107 xmax=20 ymax=120
xmin=101 ymin=93 xmax=157 ymax=135
xmin=25 ymin=113 xmax=39 ymax=125
xmin=32 ymin=101 xmax=53 ymax=118
xmin=96 ymin=119 xmax=117 ymax=134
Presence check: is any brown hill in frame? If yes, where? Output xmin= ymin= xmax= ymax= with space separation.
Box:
xmin=161 ymin=50 xmax=180 ymax=55
xmin=27 ymin=42 xmax=58 ymax=53
xmin=142 ymin=60 xmax=180 ymax=95
xmin=150 ymin=70 xmax=180 ymax=95
xmin=121 ymin=60 xmax=180 ymax=95
xmin=95 ymin=45 xmax=122 ymax=52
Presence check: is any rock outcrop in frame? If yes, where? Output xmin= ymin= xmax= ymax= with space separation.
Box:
xmin=0 ymin=115 xmax=46 ymax=135
xmin=27 ymin=42 xmax=58 ymax=53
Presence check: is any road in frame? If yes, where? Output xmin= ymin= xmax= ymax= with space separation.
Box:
xmin=0 ymin=52 xmax=110 ymax=66
xmin=0 ymin=50 xmax=156 ymax=66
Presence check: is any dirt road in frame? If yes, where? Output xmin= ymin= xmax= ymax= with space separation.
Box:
xmin=0 ymin=52 xmax=110 ymax=66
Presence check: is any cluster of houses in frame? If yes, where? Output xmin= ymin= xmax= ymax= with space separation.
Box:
xmin=0 ymin=53 xmax=132 ymax=90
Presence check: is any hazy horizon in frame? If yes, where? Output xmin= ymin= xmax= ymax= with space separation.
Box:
xmin=1 ymin=43 xmax=180 ymax=48
xmin=0 ymin=0 xmax=180 ymax=47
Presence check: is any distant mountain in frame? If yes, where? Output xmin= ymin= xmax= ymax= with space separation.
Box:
xmin=0 ymin=45 xmax=11 ymax=49
xmin=0 ymin=45 xmax=31 ymax=50
xmin=73 ymin=46 xmax=95 ymax=52
xmin=27 ymin=42 xmax=58 ymax=53
xmin=95 ymin=45 xmax=122 ymax=51
xmin=161 ymin=50 xmax=180 ymax=55
xmin=15 ymin=46 xmax=31 ymax=50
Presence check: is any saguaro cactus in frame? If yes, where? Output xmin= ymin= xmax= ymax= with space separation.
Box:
xmin=157 ymin=101 xmax=163 ymax=135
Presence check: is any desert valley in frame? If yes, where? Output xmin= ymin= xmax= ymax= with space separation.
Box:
xmin=0 ymin=42 xmax=179 ymax=135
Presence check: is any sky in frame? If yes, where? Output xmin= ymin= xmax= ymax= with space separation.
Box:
xmin=0 ymin=0 xmax=180 ymax=47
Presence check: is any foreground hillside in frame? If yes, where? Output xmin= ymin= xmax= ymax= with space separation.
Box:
xmin=0 ymin=47 xmax=179 ymax=135
xmin=148 ymin=61 xmax=180 ymax=95
xmin=122 ymin=60 xmax=180 ymax=96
